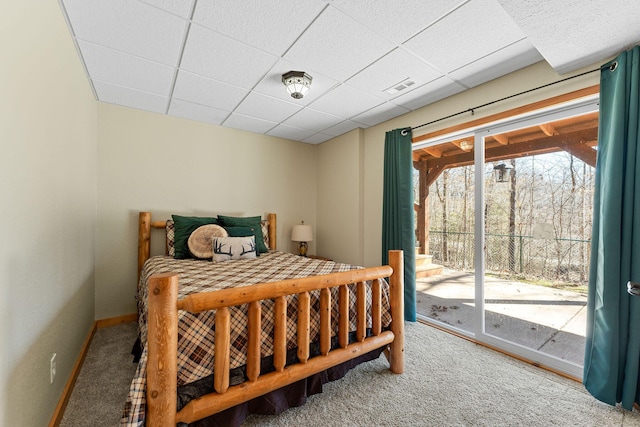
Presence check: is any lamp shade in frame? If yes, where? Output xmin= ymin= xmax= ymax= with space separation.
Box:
xmin=291 ymin=224 xmax=313 ymax=242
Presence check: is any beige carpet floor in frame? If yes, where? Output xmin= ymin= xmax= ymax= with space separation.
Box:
xmin=62 ymin=321 xmax=640 ymax=426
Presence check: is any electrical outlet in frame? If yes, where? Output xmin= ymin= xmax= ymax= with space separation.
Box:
xmin=50 ymin=353 xmax=57 ymax=384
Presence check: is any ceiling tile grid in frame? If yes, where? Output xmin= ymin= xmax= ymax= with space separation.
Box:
xmin=179 ymin=24 xmax=279 ymax=87
xmin=168 ymin=98 xmax=230 ymax=126
xmin=94 ymin=81 xmax=169 ymax=114
xmin=62 ymin=0 xmax=188 ymax=66
xmin=60 ymin=0 xmax=640 ymax=144
xmin=223 ymin=113 xmax=279 ymax=134
xmin=402 ymin=0 xmax=531 ymax=74
xmin=172 ymin=71 xmax=249 ymax=111
xmin=233 ymin=92 xmax=304 ymax=124
xmin=192 ymin=0 xmax=327 ymax=56
xmin=77 ymin=40 xmax=176 ymax=96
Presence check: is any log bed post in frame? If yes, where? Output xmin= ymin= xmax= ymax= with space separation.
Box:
xmin=146 ymin=273 xmax=179 ymax=427
xmin=388 ymin=250 xmax=405 ymax=374
xmin=138 ymin=212 xmax=151 ymax=284
xmin=267 ymin=213 xmax=277 ymax=250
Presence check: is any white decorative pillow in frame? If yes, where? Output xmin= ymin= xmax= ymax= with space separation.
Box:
xmin=188 ymin=224 xmax=228 ymax=259
xmin=212 ymin=236 xmax=257 ymax=262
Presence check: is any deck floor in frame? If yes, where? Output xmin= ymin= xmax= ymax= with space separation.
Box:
xmin=416 ymin=268 xmax=587 ymax=366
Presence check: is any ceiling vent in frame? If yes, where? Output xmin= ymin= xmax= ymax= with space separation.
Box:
xmin=384 ymin=78 xmax=416 ymax=95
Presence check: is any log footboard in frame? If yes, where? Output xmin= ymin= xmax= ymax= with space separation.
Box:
xmin=146 ymin=250 xmax=404 ymax=426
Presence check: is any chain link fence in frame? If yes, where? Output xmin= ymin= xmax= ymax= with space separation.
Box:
xmin=428 ymin=230 xmax=590 ymax=285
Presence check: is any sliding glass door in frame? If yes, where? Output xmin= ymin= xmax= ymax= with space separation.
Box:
xmin=415 ymin=97 xmax=599 ymax=378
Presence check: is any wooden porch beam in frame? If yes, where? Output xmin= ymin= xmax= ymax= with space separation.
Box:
xmin=493 ymin=134 xmax=509 ymax=145
xmin=564 ymin=142 xmax=597 ymax=167
xmin=427 ymin=128 xmax=598 ymax=171
xmin=424 ymin=147 xmax=442 ymax=158
xmin=539 ymin=123 xmax=559 ymax=136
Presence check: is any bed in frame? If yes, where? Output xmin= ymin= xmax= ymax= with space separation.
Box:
xmin=121 ymin=211 xmax=404 ymax=426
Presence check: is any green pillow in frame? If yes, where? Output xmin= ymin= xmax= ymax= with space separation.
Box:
xmin=218 ymin=215 xmax=268 ymax=254
xmin=224 ymin=226 xmax=254 ymax=237
xmin=172 ymin=215 xmax=219 ymax=259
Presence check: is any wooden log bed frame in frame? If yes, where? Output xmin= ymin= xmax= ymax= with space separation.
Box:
xmin=137 ymin=211 xmax=405 ymax=426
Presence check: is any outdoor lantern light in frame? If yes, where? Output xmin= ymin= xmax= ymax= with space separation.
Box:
xmin=493 ymin=163 xmax=513 ymax=183
xmin=282 ymin=71 xmax=312 ymax=99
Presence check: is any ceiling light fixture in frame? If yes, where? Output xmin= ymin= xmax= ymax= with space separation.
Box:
xmin=459 ymin=140 xmax=473 ymax=150
xmin=282 ymin=71 xmax=312 ymax=99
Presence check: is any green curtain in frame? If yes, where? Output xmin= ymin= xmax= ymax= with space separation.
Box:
xmin=382 ymin=128 xmax=416 ymax=321
xmin=583 ymin=46 xmax=640 ymax=410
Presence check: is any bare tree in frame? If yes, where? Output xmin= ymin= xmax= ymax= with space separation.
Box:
xmin=435 ymin=170 xmax=449 ymax=262
xmin=508 ymin=158 xmax=517 ymax=272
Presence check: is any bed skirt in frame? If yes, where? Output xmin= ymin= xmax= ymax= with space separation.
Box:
xmin=131 ymin=332 xmax=385 ymax=426
xmin=179 ymin=346 xmax=384 ymax=427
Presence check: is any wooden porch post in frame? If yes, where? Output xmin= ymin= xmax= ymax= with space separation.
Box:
xmin=415 ymin=160 xmax=430 ymax=255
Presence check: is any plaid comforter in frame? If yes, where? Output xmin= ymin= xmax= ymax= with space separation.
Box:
xmin=121 ymin=251 xmax=392 ymax=426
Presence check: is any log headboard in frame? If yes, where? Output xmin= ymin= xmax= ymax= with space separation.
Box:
xmin=137 ymin=212 xmax=277 ymax=282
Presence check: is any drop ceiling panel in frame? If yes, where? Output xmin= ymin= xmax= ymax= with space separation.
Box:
xmin=403 ymin=0 xmax=529 ymax=73
xmin=498 ymin=0 xmax=640 ymax=73
xmin=322 ymin=120 xmax=367 ymax=137
xmin=283 ymin=108 xmax=345 ymax=133
xmin=310 ymin=85 xmax=384 ymax=120
xmin=62 ymin=0 xmax=187 ymax=66
xmin=347 ymin=48 xmax=442 ymax=100
xmin=172 ymin=71 xmax=248 ymax=111
xmin=234 ymin=92 xmax=303 ymax=123
xmin=351 ymin=102 xmax=411 ymax=127
xmin=303 ymin=133 xmax=333 ymax=144
xmin=283 ymin=7 xmax=395 ymax=81
xmin=331 ymin=0 xmax=468 ymax=44
xmin=450 ymin=39 xmax=542 ymax=88
xmin=168 ymin=99 xmax=229 ymax=125
xmin=78 ymin=41 xmax=175 ymax=96
xmin=139 ymin=0 xmax=195 ymax=19
xmin=267 ymin=124 xmax=316 ymax=141
xmin=94 ymin=81 xmax=168 ymax=113
xmin=180 ymin=25 xmax=278 ymax=87
xmin=193 ymin=0 xmax=326 ymax=56
xmin=223 ymin=113 xmax=278 ymax=134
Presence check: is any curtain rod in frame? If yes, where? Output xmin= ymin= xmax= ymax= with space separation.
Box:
xmin=401 ymin=63 xmax=613 ymax=136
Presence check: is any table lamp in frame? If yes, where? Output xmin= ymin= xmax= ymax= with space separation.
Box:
xmin=291 ymin=222 xmax=313 ymax=256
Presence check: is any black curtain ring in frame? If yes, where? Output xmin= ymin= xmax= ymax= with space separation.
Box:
xmin=609 ymin=61 xmax=618 ymax=72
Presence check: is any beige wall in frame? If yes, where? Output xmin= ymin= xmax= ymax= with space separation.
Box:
xmin=0 ymin=1 xmax=98 ymax=426
xmin=95 ymin=104 xmax=318 ymax=319
xmin=316 ymin=129 xmax=365 ymax=265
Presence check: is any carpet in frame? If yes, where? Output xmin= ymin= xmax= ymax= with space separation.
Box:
xmin=61 ymin=322 xmax=640 ymax=426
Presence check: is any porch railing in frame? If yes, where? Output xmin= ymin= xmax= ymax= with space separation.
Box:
xmin=428 ymin=230 xmax=590 ymax=284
